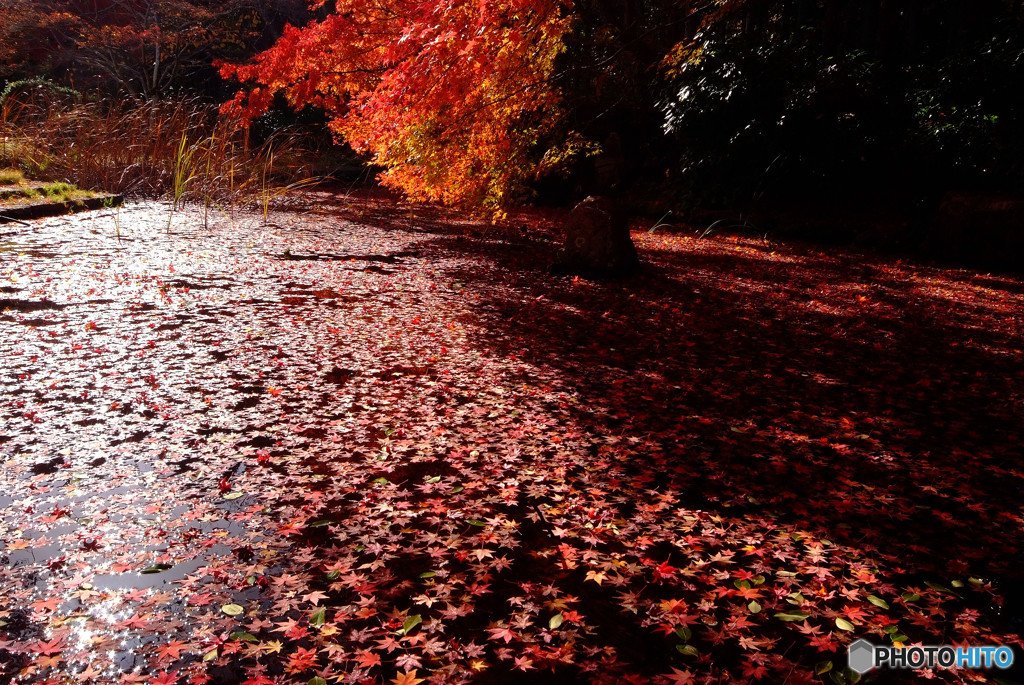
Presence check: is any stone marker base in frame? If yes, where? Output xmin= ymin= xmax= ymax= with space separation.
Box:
xmin=553 ymin=196 xmax=640 ymax=276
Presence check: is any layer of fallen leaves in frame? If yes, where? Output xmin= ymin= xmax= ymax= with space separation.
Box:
xmin=1 ymin=192 xmax=1022 ymax=685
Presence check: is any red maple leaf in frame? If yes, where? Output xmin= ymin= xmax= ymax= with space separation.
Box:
xmin=285 ymin=646 xmax=318 ymax=674
xmin=808 ymin=634 xmax=840 ymax=652
xmin=486 ymin=626 xmax=517 ymax=643
xmin=741 ymin=658 xmax=770 ymax=680
xmin=154 ymin=639 xmax=190 ymax=664
xmin=649 ymin=559 xmax=679 ymax=582
xmin=30 ymin=637 xmax=64 ymax=656
xmin=149 ymin=671 xmax=179 ymax=685
xmin=354 ymin=649 xmax=381 ymax=669
xmin=242 ymin=677 xmax=276 ymax=685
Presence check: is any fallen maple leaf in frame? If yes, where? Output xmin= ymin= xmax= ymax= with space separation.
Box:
xmin=154 ymin=639 xmax=190 ymax=663
xmin=354 ymin=649 xmax=381 ymax=668
xmin=148 ymin=671 xmax=179 ymax=685
xmin=486 ymin=626 xmax=517 ymax=643
xmin=30 ymin=637 xmax=64 ymax=656
xmin=664 ymin=667 xmax=694 ymax=684
xmin=392 ymin=670 xmax=425 ymax=685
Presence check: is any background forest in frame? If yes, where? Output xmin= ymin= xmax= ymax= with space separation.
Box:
xmin=2 ymin=0 xmax=1023 ymax=263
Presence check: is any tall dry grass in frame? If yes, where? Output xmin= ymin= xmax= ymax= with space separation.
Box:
xmin=0 ymin=94 xmax=317 ymax=216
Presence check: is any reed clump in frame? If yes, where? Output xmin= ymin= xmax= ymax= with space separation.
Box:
xmin=0 ymin=167 xmax=25 ymax=184
xmin=0 ymin=92 xmax=315 ymax=214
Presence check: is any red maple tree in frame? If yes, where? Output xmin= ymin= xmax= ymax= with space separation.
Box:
xmin=220 ymin=0 xmax=572 ymax=209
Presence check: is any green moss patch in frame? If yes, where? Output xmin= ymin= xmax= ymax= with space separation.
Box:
xmin=0 ymin=180 xmax=97 ymax=207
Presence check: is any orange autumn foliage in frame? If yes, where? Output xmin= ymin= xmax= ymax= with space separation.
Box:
xmin=219 ymin=0 xmax=572 ymax=209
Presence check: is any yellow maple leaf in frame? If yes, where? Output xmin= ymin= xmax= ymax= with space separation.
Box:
xmin=392 ymin=670 xmax=426 ymax=685
xmin=659 ymin=598 xmax=687 ymax=613
xmin=261 ymin=640 xmax=283 ymax=654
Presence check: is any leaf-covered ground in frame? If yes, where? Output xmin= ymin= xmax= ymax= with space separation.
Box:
xmin=1 ymin=192 xmax=1023 ymax=685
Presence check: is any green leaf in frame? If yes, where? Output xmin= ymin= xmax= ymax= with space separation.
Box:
xmin=734 ymin=579 xmax=750 ymax=590
xmin=203 ymin=648 xmax=219 ymax=662
xmin=774 ymin=611 xmax=810 ymax=622
xmin=748 ymin=600 xmax=762 ymax=614
xmin=223 ymin=491 xmax=243 ymax=500
xmin=221 ymin=603 xmax=244 ymax=616
xmin=968 ymin=577 xmax=985 ymax=587
xmin=901 ymin=592 xmax=920 ymax=602
xmin=229 ymin=631 xmax=258 ymax=642
xmin=675 ymin=626 xmax=692 ymax=642
xmin=141 ymin=563 xmax=173 ymax=574
xmin=419 ymin=571 xmax=437 ymax=578
xmin=786 ymin=592 xmax=805 ymax=605
xmin=310 ymin=607 xmax=326 ymax=627
xmin=399 ymin=614 xmax=422 ymax=635
xmin=829 ymin=670 xmax=847 ymax=685
xmin=951 ymin=579 xmax=964 ymax=588
xmin=372 ymin=477 xmax=389 ymax=485
xmin=327 ymin=570 xmax=341 ymax=580
xmin=427 ymin=476 xmax=441 ymax=484
xmin=751 ymin=574 xmax=765 ymax=586
xmin=309 ymin=678 xmax=327 ymax=685
xmin=866 ymin=595 xmax=889 ymax=610
xmin=815 ymin=661 xmax=834 ymax=675
xmin=835 ymin=617 xmax=855 ymax=631
xmin=451 ymin=485 xmax=464 ymax=493
xmin=677 ymin=644 xmax=699 ymax=657
xmin=309 ymin=520 xmax=333 ymax=528
xmin=924 ymin=581 xmax=956 ymax=595
xmin=549 ymin=613 xmax=564 ymax=630
xmin=467 ymin=519 xmax=486 ymax=527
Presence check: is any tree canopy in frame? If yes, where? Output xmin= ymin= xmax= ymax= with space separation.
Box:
xmin=220 ymin=0 xmax=1024 ymax=213
xmin=220 ymin=0 xmax=572 ymax=209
